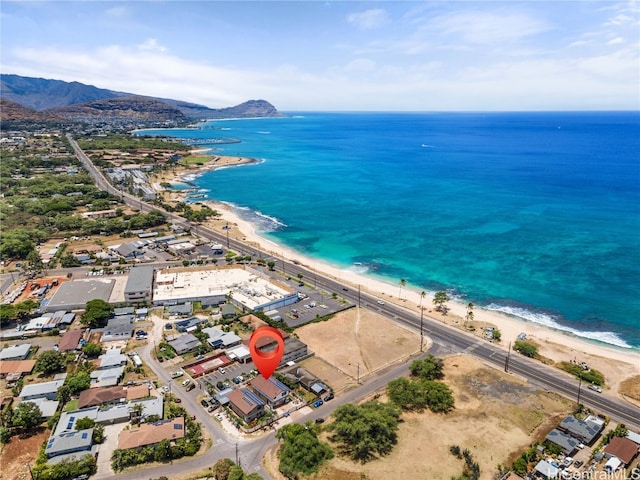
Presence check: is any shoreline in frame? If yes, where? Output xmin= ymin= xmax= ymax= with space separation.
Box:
xmin=153 ymin=159 xmax=640 ymax=398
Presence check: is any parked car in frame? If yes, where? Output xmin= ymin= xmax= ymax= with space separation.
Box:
xmin=219 ymin=367 xmax=226 ymax=374
xmin=323 ymin=393 xmax=334 ymax=402
xmin=171 ymin=371 xmax=184 ymax=379
xmin=182 ymin=379 xmax=192 ymax=387
xmin=314 ymin=417 xmax=325 ymax=424
xmin=312 ymin=399 xmax=323 ymax=408
xmin=233 ymin=376 xmax=243 ymax=384
xmin=200 ymin=399 xmax=209 ymax=408
xmin=186 ymin=383 xmax=196 ymax=392
xmin=215 ymin=413 xmax=224 ymax=421
xmin=162 ymin=385 xmax=170 ymax=393
xmin=207 ymin=405 xmax=217 ymax=412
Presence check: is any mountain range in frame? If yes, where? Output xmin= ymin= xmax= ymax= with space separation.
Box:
xmin=0 ymin=74 xmax=284 ymax=124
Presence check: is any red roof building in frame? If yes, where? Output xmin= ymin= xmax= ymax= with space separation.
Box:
xmin=604 ymin=436 xmax=639 ymax=466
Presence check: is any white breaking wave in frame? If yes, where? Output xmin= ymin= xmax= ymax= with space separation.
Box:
xmin=485 ymin=303 xmax=633 ymax=349
xmin=223 ymin=202 xmax=287 ymax=232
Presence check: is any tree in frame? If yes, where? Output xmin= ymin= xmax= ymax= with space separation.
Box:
xmin=387 ymin=377 xmax=454 ymax=413
xmin=267 ymin=261 xmax=276 ymax=271
xmin=66 ymin=371 xmax=91 ymax=394
xmin=212 ymin=458 xmax=236 ymax=480
xmin=514 ymin=340 xmax=538 ymax=358
xmin=35 ymin=350 xmax=66 ymax=375
xmin=81 ymin=299 xmax=113 ymax=328
xmin=0 ymin=426 xmax=12 ymax=444
xmin=75 ymin=417 xmax=95 ymax=430
xmin=277 ymin=423 xmax=333 ymax=478
xmin=328 ymin=401 xmax=400 ymax=463
xmin=433 ymin=291 xmax=450 ymax=313
xmin=82 ymin=342 xmax=102 ymax=358
xmin=12 ymin=402 xmax=42 ymax=431
xmin=409 ymin=355 xmax=445 ymax=381
xmin=465 ymin=302 xmax=474 ymax=327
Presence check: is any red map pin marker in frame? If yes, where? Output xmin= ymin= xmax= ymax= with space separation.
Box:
xmin=249 ymin=326 xmax=284 ymax=380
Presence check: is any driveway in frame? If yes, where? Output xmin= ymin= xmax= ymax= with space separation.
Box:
xmin=94 ymin=423 xmax=124 ymax=479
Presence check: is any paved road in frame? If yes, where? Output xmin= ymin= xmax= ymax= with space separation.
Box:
xmin=69 ymin=135 xmax=640 ymax=479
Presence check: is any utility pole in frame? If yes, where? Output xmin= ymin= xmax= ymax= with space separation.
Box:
xmin=358 ymin=285 xmax=361 ymax=308
xmin=577 ymin=375 xmax=583 ymax=407
xmin=235 ymin=442 xmax=239 ymax=466
xmin=357 ymin=363 xmax=360 ymax=384
xmin=504 ymin=341 xmax=511 ymax=372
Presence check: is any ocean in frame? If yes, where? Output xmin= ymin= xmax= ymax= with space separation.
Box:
xmin=138 ymin=112 xmax=640 ymax=349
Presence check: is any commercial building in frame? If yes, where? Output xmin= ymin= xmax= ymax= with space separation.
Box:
xmin=152 ymin=265 xmax=298 ymax=312
xmin=124 ymin=266 xmax=154 ymax=303
xmin=46 ymin=279 xmax=115 ymax=312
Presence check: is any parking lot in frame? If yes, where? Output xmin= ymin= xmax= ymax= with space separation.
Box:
xmin=276 ymin=284 xmax=353 ymax=328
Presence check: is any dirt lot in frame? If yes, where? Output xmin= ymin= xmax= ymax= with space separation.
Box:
xmin=301 ymin=355 xmax=572 ymax=480
xmin=296 ymin=306 xmax=423 ymax=389
xmin=0 ymin=427 xmax=49 ymax=480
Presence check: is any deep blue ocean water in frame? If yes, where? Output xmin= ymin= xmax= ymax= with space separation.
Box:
xmin=139 ymin=112 xmax=640 ymax=349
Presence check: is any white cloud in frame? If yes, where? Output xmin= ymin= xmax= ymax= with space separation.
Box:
xmin=428 ymin=10 xmax=551 ymax=46
xmin=607 ymin=37 xmax=624 ymax=45
xmin=138 ymin=38 xmax=166 ymax=52
xmin=346 ymin=8 xmax=389 ymax=30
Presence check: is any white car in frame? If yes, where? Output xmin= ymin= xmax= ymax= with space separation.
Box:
xmin=215 ymin=413 xmax=224 ymax=421
xmin=219 ymin=368 xmax=226 ymax=374
xmin=162 ymin=385 xmax=170 ymax=393
xmin=377 ymin=300 xmax=385 ymax=305
xmin=588 ymin=384 xmax=602 ymax=393
xmin=182 ymin=379 xmax=191 ymax=387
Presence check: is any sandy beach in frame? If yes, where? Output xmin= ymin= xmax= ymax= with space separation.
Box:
xmin=152 ymin=157 xmax=640 ymax=402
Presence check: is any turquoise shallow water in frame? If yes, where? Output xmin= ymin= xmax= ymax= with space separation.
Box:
xmin=138 ymin=112 xmax=640 ymax=349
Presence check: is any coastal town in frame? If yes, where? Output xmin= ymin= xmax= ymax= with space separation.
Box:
xmin=1 ymin=118 xmax=639 ymax=480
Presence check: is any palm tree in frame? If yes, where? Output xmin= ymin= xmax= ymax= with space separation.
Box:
xmin=465 ymin=302 xmax=474 ymax=328
xmin=399 ymin=279 xmax=406 ymax=300
xmin=433 ymin=291 xmax=450 ymax=314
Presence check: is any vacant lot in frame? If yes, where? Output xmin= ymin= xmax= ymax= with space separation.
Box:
xmin=296 ymin=307 xmax=423 ymax=389
xmin=301 ymin=355 xmax=572 ymax=480
xmin=0 ymin=427 xmax=49 ymax=480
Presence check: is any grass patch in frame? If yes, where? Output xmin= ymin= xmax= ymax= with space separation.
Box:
xmin=179 ymin=155 xmax=210 ymax=166
xmin=65 ymin=399 xmax=79 ymax=411
xmin=558 ymin=361 xmax=605 ymax=386
xmin=619 ymin=375 xmax=640 ymax=401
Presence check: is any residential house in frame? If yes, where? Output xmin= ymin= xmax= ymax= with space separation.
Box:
xmin=117 ymin=416 xmax=185 ymax=450
xmin=58 ymin=329 xmax=85 ymax=353
xmin=603 ymin=436 xmax=639 ymax=468
xmin=19 ymin=378 xmax=66 ymax=401
xmin=534 ymin=460 xmax=559 ymax=479
xmin=0 ymin=343 xmax=31 ymax=361
xmin=99 ymin=349 xmax=128 ymax=369
xmin=203 ymin=327 xmax=242 ymax=350
xmin=557 ymin=415 xmax=604 ymax=445
xmin=545 ymin=429 xmax=579 ymax=456
xmin=168 ymin=304 xmax=194 ymax=318
xmin=227 ymin=388 xmax=265 ymax=423
xmin=0 ymin=360 xmax=36 ymax=377
xmin=100 ymin=316 xmax=134 ymax=343
xmin=249 ymin=376 xmax=290 ymax=408
xmin=45 ymin=429 xmax=94 ymax=458
xmin=78 ymin=386 xmax=125 ymax=409
xmin=168 ymin=334 xmax=201 ymax=355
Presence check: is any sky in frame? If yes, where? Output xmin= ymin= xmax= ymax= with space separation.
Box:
xmin=1 ymin=1 xmax=639 ymax=111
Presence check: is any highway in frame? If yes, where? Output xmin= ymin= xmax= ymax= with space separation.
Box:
xmin=68 ymin=135 xmax=639 ymax=479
